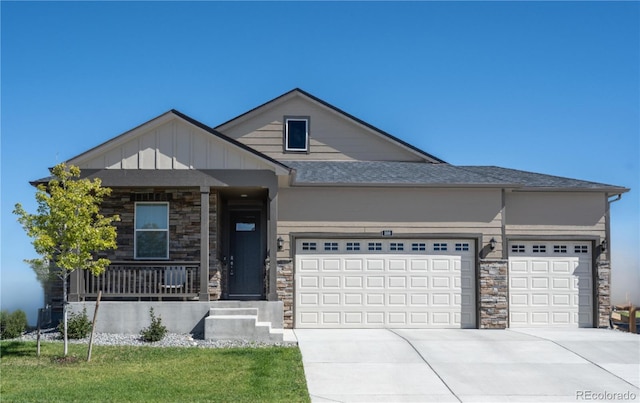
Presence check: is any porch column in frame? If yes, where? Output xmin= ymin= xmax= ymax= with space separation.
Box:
xmin=267 ymin=192 xmax=278 ymax=301
xmin=199 ymin=186 xmax=210 ymax=301
xmin=68 ymin=268 xmax=81 ymax=302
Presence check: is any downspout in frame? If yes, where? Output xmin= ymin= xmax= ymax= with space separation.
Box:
xmin=605 ymin=194 xmax=623 ymax=260
xmin=599 ymin=193 xmax=623 ymax=327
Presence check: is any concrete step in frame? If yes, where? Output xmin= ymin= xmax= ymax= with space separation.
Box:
xmin=204 ymin=311 xmax=284 ymax=343
xmin=209 ymin=307 xmax=259 ymax=316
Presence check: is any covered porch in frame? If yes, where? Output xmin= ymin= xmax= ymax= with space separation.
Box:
xmin=67 ymin=169 xmax=283 ymax=304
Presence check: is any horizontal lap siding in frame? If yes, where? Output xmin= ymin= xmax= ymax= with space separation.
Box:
xmin=277 ymin=187 xmax=503 ymax=257
xmin=221 ymin=97 xmax=423 ymax=162
xmin=505 ymin=192 xmax=606 ymax=239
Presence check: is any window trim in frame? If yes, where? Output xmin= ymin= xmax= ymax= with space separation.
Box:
xmin=134 ymin=202 xmax=170 ymax=260
xmin=284 ymin=116 xmax=310 ymax=152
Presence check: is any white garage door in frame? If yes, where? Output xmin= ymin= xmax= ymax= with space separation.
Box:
xmin=508 ymin=241 xmax=593 ymax=327
xmin=295 ymin=239 xmax=476 ymax=328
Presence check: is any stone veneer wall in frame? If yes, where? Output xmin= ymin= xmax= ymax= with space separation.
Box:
xmin=277 ymin=259 xmax=294 ymax=328
xmin=99 ymin=188 xmax=221 ymax=300
xmin=479 ymin=259 xmax=508 ymax=329
xmin=596 ymin=260 xmax=611 ymax=328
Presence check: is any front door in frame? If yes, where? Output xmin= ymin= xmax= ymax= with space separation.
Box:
xmin=228 ymin=210 xmax=263 ymax=299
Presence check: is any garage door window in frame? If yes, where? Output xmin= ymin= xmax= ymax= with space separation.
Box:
xmin=346 ymin=242 xmax=361 ymax=251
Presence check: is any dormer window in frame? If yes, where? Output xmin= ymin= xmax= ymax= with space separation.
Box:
xmin=284 ymin=117 xmax=309 ymax=152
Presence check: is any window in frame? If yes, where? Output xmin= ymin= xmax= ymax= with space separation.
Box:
xmin=553 ymin=245 xmax=567 ymax=253
xmin=324 ymin=242 xmax=339 ymax=251
xmin=135 ymin=203 xmax=169 ymax=259
xmin=511 ymin=244 xmax=526 ymax=253
xmin=302 ymin=242 xmax=317 ymax=251
xmin=434 ymin=243 xmax=448 ymax=251
xmin=455 ymin=243 xmax=470 ymax=251
xmin=285 ymin=117 xmax=309 ymax=152
xmin=575 ymin=245 xmax=589 ymax=254
xmin=532 ymin=245 xmax=546 ymax=253
xmin=390 ymin=242 xmax=404 ymax=251
xmin=412 ymin=243 xmax=426 ymax=251
xmin=368 ymin=242 xmax=382 ymax=251
xmin=346 ymin=242 xmax=360 ymax=251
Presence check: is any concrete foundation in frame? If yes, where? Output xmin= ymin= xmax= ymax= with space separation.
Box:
xmin=68 ymin=300 xmax=284 ymax=336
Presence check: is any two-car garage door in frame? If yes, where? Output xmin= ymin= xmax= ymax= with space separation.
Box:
xmin=295 ymin=239 xmax=476 ymax=329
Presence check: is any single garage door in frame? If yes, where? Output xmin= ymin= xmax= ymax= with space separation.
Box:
xmin=508 ymin=241 xmax=593 ymax=327
xmin=295 ymin=239 xmax=476 ymax=328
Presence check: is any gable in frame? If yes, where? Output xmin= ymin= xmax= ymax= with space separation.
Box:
xmin=215 ymin=89 xmax=443 ymax=163
xmin=68 ymin=111 xmax=288 ymax=174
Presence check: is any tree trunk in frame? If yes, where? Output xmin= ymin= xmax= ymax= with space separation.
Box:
xmin=62 ymin=271 xmax=69 ymax=356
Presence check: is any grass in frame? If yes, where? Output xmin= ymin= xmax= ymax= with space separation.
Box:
xmin=0 ymin=341 xmax=310 ymax=403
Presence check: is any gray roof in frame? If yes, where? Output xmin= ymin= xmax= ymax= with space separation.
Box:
xmin=288 ymin=161 xmax=628 ymax=192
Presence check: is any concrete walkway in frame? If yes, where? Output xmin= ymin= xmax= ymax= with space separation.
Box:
xmin=294 ymin=328 xmax=640 ymax=402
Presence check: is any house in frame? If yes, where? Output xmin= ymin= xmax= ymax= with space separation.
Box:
xmin=37 ymin=88 xmax=629 ymax=340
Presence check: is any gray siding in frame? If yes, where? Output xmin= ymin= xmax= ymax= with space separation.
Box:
xmin=220 ymin=96 xmax=424 ymax=162
xmin=276 ymin=187 xmax=504 ymax=257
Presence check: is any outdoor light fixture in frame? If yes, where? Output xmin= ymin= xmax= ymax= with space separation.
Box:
xmin=601 ymin=239 xmax=607 ymax=252
xmin=489 ymin=238 xmax=497 ymax=250
xmin=277 ymin=237 xmax=284 ymax=251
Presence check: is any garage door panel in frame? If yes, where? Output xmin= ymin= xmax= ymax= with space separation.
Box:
xmin=366 ymin=260 xmax=385 ymax=271
xmin=322 ymin=277 xmax=340 ymax=288
xmin=509 ymin=241 xmax=593 ymax=328
xmin=300 ymin=276 xmax=319 ymax=288
xmin=388 ymin=293 xmax=407 ymax=305
xmin=389 ymin=260 xmax=407 ymax=271
xmin=299 ymin=258 xmax=319 ymax=271
xmin=295 ymin=239 xmax=476 ymax=329
xmin=344 ymin=259 xmax=363 ymax=271
xmin=344 ymin=276 xmax=363 ymax=288
xmin=366 ymin=312 xmax=385 ymax=324
xmin=367 ymin=276 xmax=385 ymax=288
xmin=323 ymin=294 xmax=340 ymax=305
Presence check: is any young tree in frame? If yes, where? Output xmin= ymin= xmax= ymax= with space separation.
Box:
xmin=14 ymin=163 xmax=119 ymax=355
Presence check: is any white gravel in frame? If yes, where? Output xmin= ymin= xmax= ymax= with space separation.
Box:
xmin=14 ymin=328 xmax=297 ymax=349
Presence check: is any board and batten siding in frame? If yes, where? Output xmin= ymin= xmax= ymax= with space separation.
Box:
xmin=276 ymin=187 xmax=503 ymax=257
xmin=77 ymin=119 xmax=275 ymax=171
xmin=219 ymin=96 xmax=424 ymax=162
xmin=505 ymin=192 xmax=606 ymax=239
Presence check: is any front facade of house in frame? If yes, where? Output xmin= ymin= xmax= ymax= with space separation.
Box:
xmin=41 ymin=89 xmax=628 ymax=335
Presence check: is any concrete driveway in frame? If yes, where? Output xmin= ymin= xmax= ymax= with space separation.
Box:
xmin=294 ymin=328 xmax=640 ymax=402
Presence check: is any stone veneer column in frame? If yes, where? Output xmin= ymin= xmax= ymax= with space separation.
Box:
xmin=199 ymin=186 xmax=210 ymax=301
xmin=596 ymin=260 xmax=611 ymax=328
xmin=479 ymin=259 xmax=508 ymax=329
xmin=277 ymin=259 xmax=294 ymax=329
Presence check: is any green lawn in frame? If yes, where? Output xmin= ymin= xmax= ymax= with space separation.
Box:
xmin=0 ymin=341 xmax=310 ymax=403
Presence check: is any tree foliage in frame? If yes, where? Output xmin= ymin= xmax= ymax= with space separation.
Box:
xmin=13 ymin=163 xmax=119 ymax=276
xmin=13 ymin=163 xmax=119 ymax=355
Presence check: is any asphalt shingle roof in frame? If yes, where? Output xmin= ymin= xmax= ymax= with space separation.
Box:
xmin=287 ymin=161 xmax=627 ymax=191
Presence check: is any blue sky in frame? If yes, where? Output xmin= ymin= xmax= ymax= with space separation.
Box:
xmin=2 ymin=1 xmax=638 ymax=324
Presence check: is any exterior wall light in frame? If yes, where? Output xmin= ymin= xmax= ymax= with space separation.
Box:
xmin=601 ymin=239 xmax=607 ymax=252
xmin=489 ymin=238 xmax=497 ymax=251
xmin=277 ymin=236 xmax=284 ymax=251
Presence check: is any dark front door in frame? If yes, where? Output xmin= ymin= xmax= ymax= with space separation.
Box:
xmin=228 ymin=210 xmax=263 ymax=299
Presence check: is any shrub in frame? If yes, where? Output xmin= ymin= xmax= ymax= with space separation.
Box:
xmin=58 ymin=307 xmax=92 ymax=339
xmin=0 ymin=309 xmax=28 ymax=339
xmin=140 ymin=308 xmax=167 ymax=342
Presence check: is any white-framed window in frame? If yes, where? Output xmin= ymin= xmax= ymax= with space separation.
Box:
xmin=135 ymin=202 xmax=169 ymax=259
xmin=284 ymin=117 xmax=309 ymax=152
